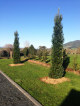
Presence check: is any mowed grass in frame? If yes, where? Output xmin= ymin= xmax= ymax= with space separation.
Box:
xmin=68 ymin=54 xmax=80 ymax=69
xmin=0 ymin=59 xmax=80 ymax=106
xmin=47 ymin=54 xmax=80 ymax=69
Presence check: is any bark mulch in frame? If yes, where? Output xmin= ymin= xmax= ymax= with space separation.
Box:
xmin=40 ymin=77 xmax=70 ymax=85
xmin=28 ymin=60 xmax=50 ymax=67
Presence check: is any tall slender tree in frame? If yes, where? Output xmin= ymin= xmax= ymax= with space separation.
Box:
xmin=13 ymin=31 xmax=20 ymax=64
xmin=49 ymin=10 xmax=64 ymax=78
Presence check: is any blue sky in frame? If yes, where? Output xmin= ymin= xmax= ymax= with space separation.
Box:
xmin=0 ymin=0 xmax=80 ymax=48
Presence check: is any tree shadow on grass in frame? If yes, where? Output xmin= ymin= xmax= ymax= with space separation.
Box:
xmin=60 ymin=89 xmax=80 ymax=106
xmin=20 ymin=58 xmax=29 ymax=63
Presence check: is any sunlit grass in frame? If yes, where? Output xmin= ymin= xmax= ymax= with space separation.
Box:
xmin=0 ymin=59 xmax=80 ymax=106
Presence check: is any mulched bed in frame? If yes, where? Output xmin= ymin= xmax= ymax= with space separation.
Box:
xmin=66 ymin=68 xmax=80 ymax=75
xmin=28 ymin=60 xmax=50 ymax=67
xmin=9 ymin=64 xmax=24 ymax=67
xmin=0 ymin=73 xmax=36 ymax=106
xmin=40 ymin=77 xmax=70 ymax=85
xmin=28 ymin=60 xmax=80 ymax=76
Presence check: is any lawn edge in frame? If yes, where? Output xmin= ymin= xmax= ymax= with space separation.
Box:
xmin=0 ymin=70 xmax=42 ymax=106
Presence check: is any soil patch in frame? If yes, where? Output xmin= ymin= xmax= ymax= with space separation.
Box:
xmin=9 ymin=63 xmax=24 ymax=66
xmin=66 ymin=68 xmax=80 ymax=75
xmin=68 ymin=70 xmax=80 ymax=75
xmin=40 ymin=77 xmax=70 ymax=84
xmin=28 ymin=60 xmax=50 ymax=67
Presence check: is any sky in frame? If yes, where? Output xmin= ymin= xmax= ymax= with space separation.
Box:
xmin=0 ymin=0 xmax=80 ymax=48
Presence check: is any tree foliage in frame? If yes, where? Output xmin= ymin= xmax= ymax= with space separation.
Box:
xmin=13 ymin=31 xmax=20 ymax=64
xmin=37 ymin=46 xmax=47 ymax=61
xmin=49 ymin=11 xmax=64 ymax=78
xmin=63 ymin=49 xmax=70 ymax=71
xmin=0 ymin=50 xmax=9 ymax=57
xmin=23 ymin=47 xmax=29 ymax=57
xmin=28 ymin=45 xmax=36 ymax=58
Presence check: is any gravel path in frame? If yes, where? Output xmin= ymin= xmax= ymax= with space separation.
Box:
xmin=0 ymin=73 xmax=36 ymax=106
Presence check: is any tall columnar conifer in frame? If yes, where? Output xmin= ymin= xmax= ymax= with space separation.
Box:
xmin=13 ymin=31 xmax=20 ymax=64
xmin=49 ymin=10 xmax=64 ymax=78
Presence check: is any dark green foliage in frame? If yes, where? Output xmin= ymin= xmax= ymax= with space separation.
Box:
xmin=37 ymin=46 xmax=48 ymax=61
xmin=63 ymin=49 xmax=70 ymax=70
xmin=20 ymin=52 xmax=24 ymax=56
xmin=43 ymin=50 xmax=48 ymax=62
xmin=49 ymin=11 xmax=64 ymax=78
xmin=46 ymin=59 xmax=50 ymax=63
xmin=37 ymin=50 xmax=42 ymax=60
xmin=28 ymin=45 xmax=36 ymax=59
xmin=0 ymin=50 xmax=9 ymax=57
xmin=23 ymin=47 xmax=29 ymax=57
xmin=35 ymin=56 xmax=39 ymax=60
xmin=13 ymin=31 xmax=20 ymax=64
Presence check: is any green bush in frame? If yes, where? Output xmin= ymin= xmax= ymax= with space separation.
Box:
xmin=46 ymin=59 xmax=50 ymax=63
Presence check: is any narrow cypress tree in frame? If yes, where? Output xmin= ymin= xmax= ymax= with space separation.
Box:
xmin=13 ymin=31 xmax=20 ymax=64
xmin=49 ymin=10 xmax=64 ymax=78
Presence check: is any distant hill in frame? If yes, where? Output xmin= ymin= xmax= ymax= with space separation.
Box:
xmin=0 ymin=47 xmax=3 ymax=51
xmin=64 ymin=40 xmax=80 ymax=49
xmin=0 ymin=47 xmax=2 ymax=49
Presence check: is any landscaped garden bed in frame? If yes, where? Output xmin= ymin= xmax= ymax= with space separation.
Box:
xmin=9 ymin=63 xmax=24 ymax=66
xmin=0 ymin=59 xmax=80 ymax=106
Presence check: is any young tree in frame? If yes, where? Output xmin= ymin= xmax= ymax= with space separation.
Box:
xmin=23 ymin=47 xmax=29 ymax=57
xmin=28 ymin=45 xmax=36 ymax=58
xmin=43 ymin=50 xmax=48 ymax=62
xmin=13 ymin=31 xmax=20 ymax=64
xmin=37 ymin=46 xmax=46 ymax=60
xmin=37 ymin=49 xmax=42 ymax=60
xmin=49 ymin=10 xmax=64 ymax=78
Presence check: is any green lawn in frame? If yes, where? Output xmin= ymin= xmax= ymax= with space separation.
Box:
xmin=68 ymin=54 xmax=80 ymax=69
xmin=0 ymin=59 xmax=80 ymax=106
xmin=47 ymin=54 xmax=80 ymax=70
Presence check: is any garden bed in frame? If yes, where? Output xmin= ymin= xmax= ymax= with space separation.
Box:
xmin=1 ymin=59 xmax=80 ymax=106
xmin=9 ymin=63 xmax=24 ymax=66
xmin=40 ymin=77 xmax=70 ymax=84
xmin=28 ymin=60 xmax=50 ymax=67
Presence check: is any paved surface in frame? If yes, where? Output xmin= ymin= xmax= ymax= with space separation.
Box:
xmin=0 ymin=73 xmax=36 ymax=106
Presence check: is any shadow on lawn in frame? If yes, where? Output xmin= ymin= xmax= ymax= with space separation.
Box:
xmin=20 ymin=58 xmax=29 ymax=63
xmin=60 ymin=89 xmax=80 ymax=106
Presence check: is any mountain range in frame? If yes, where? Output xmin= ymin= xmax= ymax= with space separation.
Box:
xmin=64 ymin=40 xmax=80 ymax=49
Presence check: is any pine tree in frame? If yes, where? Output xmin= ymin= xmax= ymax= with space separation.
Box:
xmin=13 ymin=31 xmax=20 ymax=64
xmin=49 ymin=10 xmax=64 ymax=78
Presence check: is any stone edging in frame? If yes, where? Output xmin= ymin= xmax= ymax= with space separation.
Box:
xmin=0 ymin=70 xmax=42 ymax=106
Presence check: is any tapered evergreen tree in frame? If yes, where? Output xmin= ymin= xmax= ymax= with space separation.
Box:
xmin=49 ymin=10 xmax=64 ymax=78
xmin=13 ymin=31 xmax=20 ymax=64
